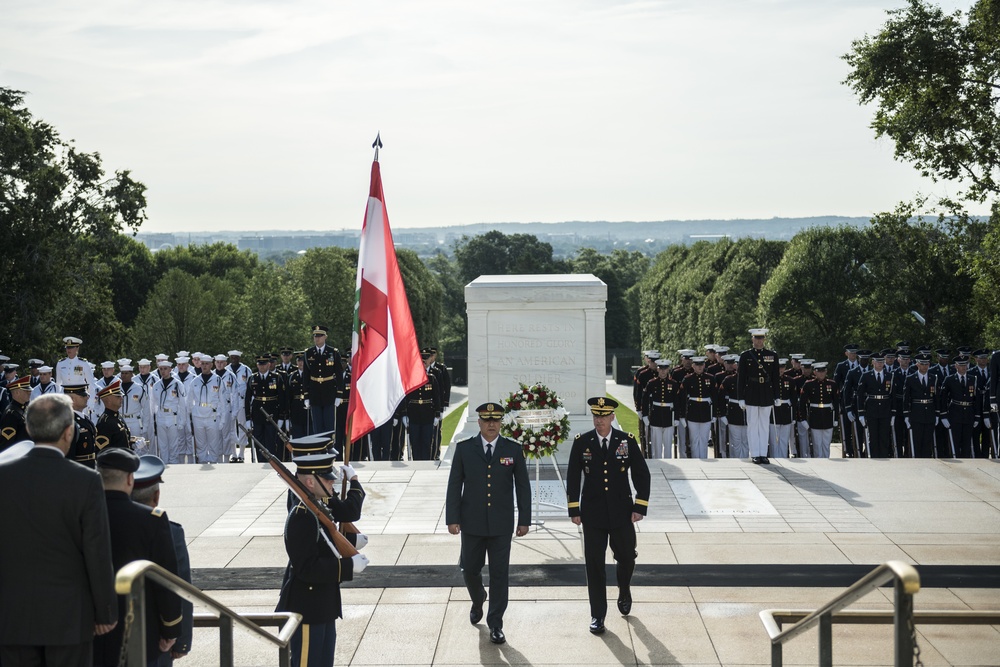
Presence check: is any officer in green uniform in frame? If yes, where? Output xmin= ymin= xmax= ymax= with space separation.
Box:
xmin=446 ymin=403 xmax=531 ymax=645
xmin=567 ymin=397 xmax=651 ymax=635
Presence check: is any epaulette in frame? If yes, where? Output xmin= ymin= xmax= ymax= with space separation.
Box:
xmin=58 ymin=357 xmax=67 ymax=362
xmin=151 ymin=507 xmax=165 ymax=517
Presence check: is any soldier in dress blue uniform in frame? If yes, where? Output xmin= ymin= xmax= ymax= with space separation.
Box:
xmin=789 ymin=359 xmax=814 ymax=457
xmin=833 ymin=344 xmax=860 ymax=456
xmin=94 ymin=448 xmax=182 ymax=666
xmin=402 ymin=368 xmax=441 ymax=460
xmin=446 ymin=403 xmax=530 ymax=645
xmin=939 ymin=355 xmax=982 ymax=458
xmin=245 ymin=355 xmax=288 ymax=460
xmin=736 ymin=328 xmax=781 ymax=464
xmin=716 ymin=359 xmax=747 ymax=459
xmin=567 ymin=397 xmax=651 ymax=635
xmin=769 ymin=359 xmax=796 ymax=458
xmin=0 ymin=376 xmax=32 ymax=452
xmin=303 ymin=326 xmax=343 ymax=436
xmin=842 ymin=349 xmax=871 ymax=457
xmin=287 ymin=353 xmax=310 ymax=440
xmin=633 ymin=350 xmax=660 ymax=456
xmin=276 ymin=453 xmax=368 ymax=667
xmin=64 ymin=382 xmax=99 ymax=467
xmin=969 ymin=349 xmax=994 ymax=458
xmin=799 ymin=362 xmax=838 ymax=457
xmin=902 ymin=353 xmax=940 ymax=458
xmin=856 ymin=350 xmax=897 ymax=458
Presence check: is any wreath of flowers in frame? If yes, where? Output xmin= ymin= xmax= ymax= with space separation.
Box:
xmin=500 ymin=382 xmax=571 ymax=460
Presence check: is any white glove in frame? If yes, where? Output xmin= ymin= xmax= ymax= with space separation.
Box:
xmin=246 ymin=419 xmax=253 ymax=429
xmin=935 ymin=417 xmax=940 ymax=426
xmin=774 ymin=399 xmax=782 ymax=407
xmin=334 ymin=398 xmax=343 ymax=407
xmin=341 ymin=464 xmax=357 ymax=480
xmin=354 ymin=533 xmax=369 ymax=550
xmin=833 ymin=420 xmax=838 ymax=427
xmin=738 ymin=400 xmax=746 ymax=410
xmin=392 ymin=418 xmax=399 ymax=426
xmin=637 ymin=411 xmax=643 ymax=420
xmin=992 ymin=402 xmax=998 ymax=413
xmin=973 ymin=421 xmax=980 ymax=430
xmin=985 ymin=418 xmax=992 ymax=429
xmin=858 ymin=416 xmax=866 ymax=428
xmin=351 ymin=553 xmax=370 ymax=574
xmin=672 ymin=421 xmax=679 ymax=428
xmin=642 ymin=416 xmax=650 ymax=426
xmin=797 ymin=420 xmax=808 ymax=428
xmin=402 ymin=416 xmax=410 ymax=428
xmin=905 ymin=417 xmax=911 ymax=429
xmin=847 ymin=412 xmax=856 ymax=423
xmin=942 ymin=418 xmax=951 ymax=429
xmin=891 ymin=416 xmax=895 ymax=427
xmin=720 ymin=416 xmax=728 ymax=427
xmin=679 ymin=418 xmax=687 ymax=427
xmin=304 ymin=399 xmax=310 ymax=409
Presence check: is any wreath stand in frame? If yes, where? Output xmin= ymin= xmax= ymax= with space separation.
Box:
xmin=529 ymin=453 xmax=566 ymax=528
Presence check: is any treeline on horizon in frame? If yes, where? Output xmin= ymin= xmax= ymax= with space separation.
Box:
xmin=1 ymin=219 xmax=997 ymax=368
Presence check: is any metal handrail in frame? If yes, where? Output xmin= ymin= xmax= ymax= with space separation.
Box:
xmin=115 ymin=559 xmax=301 ymax=667
xmin=759 ymin=560 xmax=920 ymax=667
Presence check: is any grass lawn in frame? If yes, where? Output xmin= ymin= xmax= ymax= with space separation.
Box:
xmin=613 ymin=394 xmax=640 ymax=436
xmin=440 ymin=400 xmax=467 ymax=449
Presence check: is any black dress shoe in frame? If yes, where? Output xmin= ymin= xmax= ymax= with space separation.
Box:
xmin=617 ymin=590 xmax=632 ymax=616
xmin=751 ymin=456 xmax=762 ymax=464
xmin=489 ymin=627 xmax=505 ymax=644
xmin=759 ymin=456 xmax=770 ymax=464
xmin=470 ymin=588 xmax=486 ymax=625
xmin=589 ymin=617 xmax=606 ymax=634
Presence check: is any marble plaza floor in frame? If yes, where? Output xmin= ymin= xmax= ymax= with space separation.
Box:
xmin=160 ymin=453 xmax=1000 ymax=665
xmin=143 ymin=379 xmax=999 ymax=665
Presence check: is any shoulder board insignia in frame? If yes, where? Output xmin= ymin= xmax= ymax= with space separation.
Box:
xmin=151 ymin=507 xmax=165 ymax=517
xmin=58 ymin=357 xmax=67 ymax=362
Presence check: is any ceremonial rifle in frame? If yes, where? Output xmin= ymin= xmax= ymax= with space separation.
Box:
xmin=260 ymin=408 xmax=295 ymax=455
xmin=237 ymin=422 xmax=359 ymax=557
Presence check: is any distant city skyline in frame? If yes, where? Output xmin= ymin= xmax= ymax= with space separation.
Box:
xmin=2 ymin=1 xmax=984 ymax=234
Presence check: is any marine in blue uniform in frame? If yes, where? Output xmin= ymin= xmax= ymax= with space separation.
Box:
xmin=567 ymin=397 xmax=651 ymax=635
xmin=445 ymin=403 xmax=531 ymax=645
xmin=303 ymin=326 xmax=343 ymax=435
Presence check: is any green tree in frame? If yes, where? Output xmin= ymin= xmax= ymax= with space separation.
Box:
xmin=757 ymin=227 xmax=874 ymax=362
xmin=80 ymin=233 xmax=156 ymax=328
xmin=0 ymin=87 xmax=147 ymax=361
xmin=286 ymin=247 xmax=358 ymax=348
xmin=231 ymin=264 xmax=310 ymax=355
xmin=425 ymin=251 xmax=467 ymax=354
xmin=453 ymin=230 xmax=567 ymax=284
xmin=130 ymin=269 xmax=238 ymax=356
xmin=843 ymin=0 xmax=1000 ymax=204
xmin=569 ymin=248 xmax=650 ymax=349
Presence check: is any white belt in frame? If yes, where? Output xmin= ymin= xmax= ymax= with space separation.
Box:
xmin=777 ymin=399 xmax=791 ymax=405
xmin=651 ymin=401 xmax=673 ymax=407
xmin=689 ymin=397 xmax=711 ymax=403
xmin=809 ymin=403 xmax=833 ymax=409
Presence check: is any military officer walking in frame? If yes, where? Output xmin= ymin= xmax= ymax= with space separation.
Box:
xmin=567 ymin=397 xmax=650 ymax=635
xmin=736 ymin=328 xmax=781 ymax=464
xmin=446 ymin=403 xmax=531 ymax=645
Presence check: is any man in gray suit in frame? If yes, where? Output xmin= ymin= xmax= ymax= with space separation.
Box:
xmin=0 ymin=393 xmax=118 ymax=666
xmin=446 ymin=402 xmax=531 ymax=645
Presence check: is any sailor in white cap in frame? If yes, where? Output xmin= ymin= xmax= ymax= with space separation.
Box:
xmin=55 ymin=336 xmax=96 ymax=399
xmin=226 ymin=351 xmax=253 ymax=462
xmin=189 ymin=353 xmax=228 ymax=464
xmin=151 ymin=360 xmax=189 ymax=464
xmin=736 ymin=328 xmax=780 ymax=464
xmin=29 ymin=366 xmax=63 ymax=402
xmin=91 ymin=361 xmax=119 ymax=419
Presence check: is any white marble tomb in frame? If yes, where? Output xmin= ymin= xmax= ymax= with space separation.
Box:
xmin=456 ymin=274 xmax=607 ymax=461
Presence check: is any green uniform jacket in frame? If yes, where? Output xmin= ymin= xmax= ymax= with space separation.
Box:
xmin=446 ymin=435 xmax=531 ymax=536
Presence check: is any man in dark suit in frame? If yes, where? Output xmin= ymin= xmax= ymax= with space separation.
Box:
xmin=93 ymin=448 xmax=183 ymax=667
xmin=276 ymin=453 xmax=368 ymax=667
xmin=446 ymin=403 xmax=531 ymax=645
xmin=0 ymin=393 xmax=118 ymax=666
xmin=567 ymin=396 xmax=651 ymax=635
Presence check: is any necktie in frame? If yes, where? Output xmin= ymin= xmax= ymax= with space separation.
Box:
xmin=922 ymin=376 xmax=927 ymax=388
xmin=876 ymin=373 xmax=881 ymax=384
xmin=486 ymin=442 xmax=493 ymax=459
xmin=602 ymin=437 xmax=608 ymax=453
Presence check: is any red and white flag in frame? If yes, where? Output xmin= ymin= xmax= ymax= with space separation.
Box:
xmin=347 ymin=160 xmax=427 ymax=443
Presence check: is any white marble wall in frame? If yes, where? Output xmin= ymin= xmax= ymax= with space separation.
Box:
xmin=459 ymin=274 xmax=607 ymax=460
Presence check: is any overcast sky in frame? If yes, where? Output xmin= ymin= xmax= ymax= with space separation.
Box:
xmin=1 ymin=0 xmax=982 ymax=233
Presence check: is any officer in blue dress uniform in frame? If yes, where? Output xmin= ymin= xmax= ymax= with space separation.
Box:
xmin=902 ymin=353 xmax=941 ymax=458
xmin=446 ymin=403 xmax=530 ymax=645
xmin=64 ymin=382 xmax=99 ymax=467
xmin=736 ymin=328 xmax=781 ymax=464
xmin=567 ymin=397 xmax=651 ymax=635
xmin=303 ymin=326 xmax=343 ymax=435
xmin=856 ymin=350 xmax=897 ymax=457
xmin=246 ymin=355 xmax=288 ymax=460
xmin=939 ymin=355 xmax=982 ymax=458
xmin=0 ymin=375 xmax=31 ymax=453
xmin=95 ymin=379 xmax=134 ymax=452
xmin=276 ymin=453 xmax=368 ymax=667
